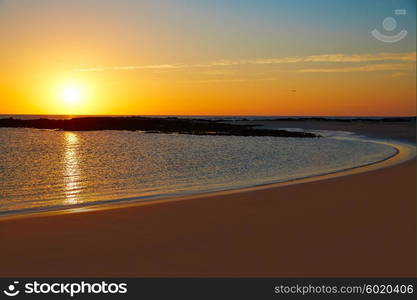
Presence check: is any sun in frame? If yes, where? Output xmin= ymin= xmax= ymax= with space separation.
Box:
xmin=53 ymin=79 xmax=92 ymax=114
xmin=60 ymin=85 xmax=83 ymax=105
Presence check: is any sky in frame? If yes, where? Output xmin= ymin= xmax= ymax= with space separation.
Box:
xmin=0 ymin=0 xmax=416 ymax=116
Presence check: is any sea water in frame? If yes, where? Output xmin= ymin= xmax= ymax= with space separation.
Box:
xmin=0 ymin=128 xmax=397 ymax=215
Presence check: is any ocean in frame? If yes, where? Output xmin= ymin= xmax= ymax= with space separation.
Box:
xmin=0 ymin=126 xmax=397 ymax=215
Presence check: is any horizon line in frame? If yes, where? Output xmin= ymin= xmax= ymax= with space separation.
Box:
xmin=1 ymin=113 xmax=416 ymax=118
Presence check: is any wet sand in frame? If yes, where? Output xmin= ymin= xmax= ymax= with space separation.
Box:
xmin=0 ymin=121 xmax=415 ymax=277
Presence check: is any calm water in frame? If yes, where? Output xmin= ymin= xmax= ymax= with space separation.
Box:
xmin=0 ymin=128 xmax=397 ymax=214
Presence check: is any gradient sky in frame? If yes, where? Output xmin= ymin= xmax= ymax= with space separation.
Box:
xmin=0 ymin=0 xmax=416 ymax=116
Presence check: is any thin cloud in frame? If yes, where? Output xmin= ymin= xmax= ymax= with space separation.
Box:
xmin=74 ymin=52 xmax=416 ymax=72
xmin=206 ymin=52 xmax=416 ymax=66
xmin=299 ymin=63 xmax=415 ymax=73
xmin=389 ymin=72 xmax=409 ymax=78
xmin=186 ymin=77 xmax=277 ymax=83
xmin=77 ymin=64 xmax=185 ymax=72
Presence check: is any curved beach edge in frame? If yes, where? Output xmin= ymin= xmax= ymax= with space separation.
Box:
xmin=1 ymin=136 xmax=415 ymax=221
xmin=0 ymin=142 xmax=415 ymax=277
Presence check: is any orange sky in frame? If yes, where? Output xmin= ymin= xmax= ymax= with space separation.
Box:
xmin=0 ymin=0 xmax=416 ymax=116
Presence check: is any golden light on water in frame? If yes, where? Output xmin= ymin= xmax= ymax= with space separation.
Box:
xmin=63 ymin=132 xmax=81 ymax=204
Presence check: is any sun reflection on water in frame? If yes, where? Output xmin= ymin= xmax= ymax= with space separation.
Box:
xmin=64 ymin=132 xmax=81 ymax=204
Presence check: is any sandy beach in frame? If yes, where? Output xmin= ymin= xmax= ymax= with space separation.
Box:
xmin=0 ymin=121 xmax=415 ymax=277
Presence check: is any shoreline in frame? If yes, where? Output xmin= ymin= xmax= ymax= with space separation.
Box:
xmin=0 ymin=135 xmax=413 ymax=220
xmin=1 ymin=159 xmax=415 ymax=277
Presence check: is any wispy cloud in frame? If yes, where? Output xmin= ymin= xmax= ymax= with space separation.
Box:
xmin=299 ymin=63 xmax=415 ymax=73
xmin=74 ymin=52 xmax=416 ymax=72
xmin=205 ymin=52 xmax=416 ymax=66
xmin=188 ymin=77 xmax=277 ymax=83
xmin=77 ymin=64 xmax=185 ymax=72
xmin=389 ymin=72 xmax=409 ymax=78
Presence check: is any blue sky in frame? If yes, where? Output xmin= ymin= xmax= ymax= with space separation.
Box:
xmin=1 ymin=0 xmax=415 ymax=61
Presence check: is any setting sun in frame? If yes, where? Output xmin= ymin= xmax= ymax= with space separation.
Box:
xmin=52 ymin=81 xmax=92 ymax=114
xmin=62 ymin=86 xmax=81 ymax=104
xmin=60 ymin=85 xmax=83 ymax=106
